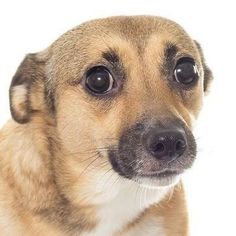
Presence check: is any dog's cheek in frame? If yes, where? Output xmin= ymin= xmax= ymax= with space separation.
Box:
xmin=187 ymin=89 xmax=203 ymax=120
xmin=56 ymin=89 xmax=98 ymax=151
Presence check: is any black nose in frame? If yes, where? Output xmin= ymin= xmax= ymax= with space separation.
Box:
xmin=145 ymin=129 xmax=187 ymax=161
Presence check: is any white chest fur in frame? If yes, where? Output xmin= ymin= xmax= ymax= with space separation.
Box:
xmin=81 ymin=181 xmax=169 ymax=236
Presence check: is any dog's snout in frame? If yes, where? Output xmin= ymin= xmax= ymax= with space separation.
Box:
xmin=144 ymin=129 xmax=187 ymax=161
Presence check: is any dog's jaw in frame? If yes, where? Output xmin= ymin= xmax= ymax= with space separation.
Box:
xmin=134 ymin=174 xmax=182 ymax=188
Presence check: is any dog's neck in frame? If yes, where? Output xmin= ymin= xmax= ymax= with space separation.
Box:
xmin=81 ymin=183 xmax=170 ymax=236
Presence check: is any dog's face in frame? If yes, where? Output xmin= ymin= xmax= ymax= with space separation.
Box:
xmin=9 ymin=16 xmax=212 ymax=205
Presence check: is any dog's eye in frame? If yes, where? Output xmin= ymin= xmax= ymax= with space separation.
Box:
xmin=85 ymin=66 xmax=114 ymax=94
xmin=174 ymin=58 xmax=199 ymax=85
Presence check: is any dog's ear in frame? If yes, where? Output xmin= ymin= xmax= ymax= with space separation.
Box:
xmin=194 ymin=41 xmax=213 ymax=93
xmin=9 ymin=53 xmax=53 ymax=124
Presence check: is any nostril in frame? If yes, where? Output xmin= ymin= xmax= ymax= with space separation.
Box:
xmin=152 ymin=142 xmax=165 ymax=153
xmin=175 ymin=138 xmax=186 ymax=154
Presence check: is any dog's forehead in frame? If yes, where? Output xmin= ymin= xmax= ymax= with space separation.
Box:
xmin=49 ymin=16 xmax=199 ymax=84
xmin=95 ymin=16 xmax=193 ymax=48
xmin=53 ymin=16 xmax=196 ymax=56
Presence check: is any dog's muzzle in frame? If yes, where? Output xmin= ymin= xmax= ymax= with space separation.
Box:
xmin=108 ymin=118 xmax=196 ymax=185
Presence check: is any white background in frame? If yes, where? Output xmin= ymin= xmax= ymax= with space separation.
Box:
xmin=0 ymin=1 xmax=235 ymax=235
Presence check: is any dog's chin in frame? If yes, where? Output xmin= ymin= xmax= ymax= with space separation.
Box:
xmin=133 ymin=172 xmax=182 ymax=189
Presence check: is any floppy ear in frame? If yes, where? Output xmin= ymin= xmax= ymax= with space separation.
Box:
xmin=9 ymin=53 xmax=53 ymax=124
xmin=194 ymin=41 xmax=213 ymax=93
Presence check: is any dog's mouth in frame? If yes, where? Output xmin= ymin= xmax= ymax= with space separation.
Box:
xmin=133 ymin=169 xmax=184 ymax=188
xmin=139 ymin=169 xmax=183 ymax=178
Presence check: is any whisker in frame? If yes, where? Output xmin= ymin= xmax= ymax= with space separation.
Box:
xmin=102 ymin=168 xmax=116 ymax=190
xmin=168 ymin=189 xmax=174 ymax=203
xmin=65 ymin=146 xmax=134 ymax=157
xmin=78 ymin=154 xmax=101 ymax=178
xmin=176 ymin=159 xmax=185 ymax=169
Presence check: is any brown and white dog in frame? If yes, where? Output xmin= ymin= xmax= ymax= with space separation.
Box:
xmin=0 ymin=16 xmax=212 ymax=236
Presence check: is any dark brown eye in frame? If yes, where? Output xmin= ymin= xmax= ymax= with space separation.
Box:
xmin=85 ymin=66 xmax=114 ymax=94
xmin=174 ymin=58 xmax=199 ymax=85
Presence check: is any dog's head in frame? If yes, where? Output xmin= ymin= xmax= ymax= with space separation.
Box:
xmin=9 ymin=16 xmax=212 ymax=204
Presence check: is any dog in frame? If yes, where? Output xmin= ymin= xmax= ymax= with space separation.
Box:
xmin=0 ymin=16 xmax=212 ymax=236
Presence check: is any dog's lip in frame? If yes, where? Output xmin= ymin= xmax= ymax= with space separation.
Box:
xmin=137 ymin=169 xmax=183 ymax=178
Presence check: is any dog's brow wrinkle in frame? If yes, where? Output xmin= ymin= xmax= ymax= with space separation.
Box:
xmin=102 ymin=49 xmax=120 ymax=65
xmin=160 ymin=42 xmax=179 ymax=77
xmin=164 ymin=42 xmax=178 ymax=61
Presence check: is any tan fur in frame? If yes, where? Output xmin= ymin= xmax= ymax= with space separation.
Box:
xmin=118 ymin=184 xmax=188 ymax=236
xmin=0 ymin=16 xmax=211 ymax=235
